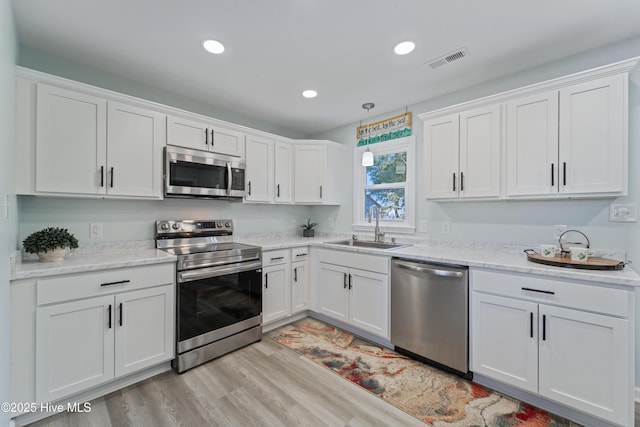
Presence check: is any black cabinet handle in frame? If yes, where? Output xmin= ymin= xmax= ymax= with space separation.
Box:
xmin=452 ymin=173 xmax=456 ymax=191
xmin=270 ymin=256 xmax=284 ymax=261
xmin=293 ymin=267 xmax=298 ymax=282
xmin=100 ymin=166 xmax=104 ymax=187
xmin=276 ymin=184 xmax=280 ymax=198
xmin=319 ymin=185 xmax=323 ymax=199
xmin=265 ymin=273 xmax=268 ymax=288
xmin=542 ymin=314 xmax=547 ymax=341
xmin=551 ymin=163 xmax=555 ymax=187
xmin=296 ymin=253 xmax=308 ymax=257
xmin=101 ymin=280 xmax=130 ymax=287
xmin=108 ymin=304 xmax=112 ymax=329
xmin=563 ymin=162 xmax=567 ymax=186
xmin=530 ymin=312 xmax=533 ymax=338
xmin=119 ymin=303 xmax=123 ymax=326
xmin=460 ymin=172 xmax=464 ymax=191
xmin=521 ymin=287 xmax=555 ymax=295
xmin=248 ymin=181 xmax=252 ymax=195
xmin=348 ymin=274 xmax=352 ymax=290
xmin=110 ymin=167 xmax=114 ymax=188
xmin=343 ymin=273 xmax=347 ymax=289
xmin=210 ymin=129 xmax=214 ymax=147
xmin=204 ymin=128 xmax=209 ymax=145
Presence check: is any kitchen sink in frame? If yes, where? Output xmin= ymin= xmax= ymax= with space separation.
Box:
xmin=324 ymin=239 xmax=411 ymax=250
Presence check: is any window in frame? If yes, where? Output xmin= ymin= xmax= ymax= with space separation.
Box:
xmin=353 ymin=136 xmax=415 ymax=233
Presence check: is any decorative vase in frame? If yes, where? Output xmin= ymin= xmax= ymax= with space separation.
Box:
xmin=302 ymin=229 xmax=315 ymax=237
xmin=36 ymin=247 xmax=68 ymax=262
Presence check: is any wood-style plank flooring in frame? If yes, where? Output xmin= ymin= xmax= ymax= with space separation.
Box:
xmin=27 ymin=332 xmax=640 ymax=427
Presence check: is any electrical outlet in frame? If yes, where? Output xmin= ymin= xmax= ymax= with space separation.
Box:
xmin=441 ymin=222 xmax=451 ymax=234
xmin=90 ymin=223 xmax=104 ymax=238
xmin=609 ymin=203 xmax=637 ymax=222
xmin=419 ymin=220 xmax=428 ymax=232
xmin=553 ymin=224 xmax=567 ymax=239
xmin=328 ymin=218 xmax=335 ymax=229
xmin=290 ymin=219 xmax=297 ymax=229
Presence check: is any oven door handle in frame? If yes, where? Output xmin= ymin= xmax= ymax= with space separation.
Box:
xmin=178 ymin=260 xmax=263 ymax=283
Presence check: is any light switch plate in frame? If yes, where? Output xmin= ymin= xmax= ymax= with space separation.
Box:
xmin=90 ymin=223 xmax=104 ymax=238
xmin=609 ymin=203 xmax=637 ymax=222
xmin=419 ymin=220 xmax=428 ymax=232
xmin=441 ymin=222 xmax=451 ymax=234
xmin=553 ymin=224 xmax=567 ymax=239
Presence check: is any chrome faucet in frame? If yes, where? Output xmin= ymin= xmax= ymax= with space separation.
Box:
xmin=368 ymin=206 xmax=385 ymax=242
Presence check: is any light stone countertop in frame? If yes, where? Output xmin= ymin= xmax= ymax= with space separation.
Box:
xmin=10 ymin=234 xmax=640 ymax=287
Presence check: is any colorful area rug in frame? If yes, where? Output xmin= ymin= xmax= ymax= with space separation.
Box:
xmin=272 ymin=318 xmax=576 ymax=427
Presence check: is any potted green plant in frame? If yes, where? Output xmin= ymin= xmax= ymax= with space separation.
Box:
xmin=22 ymin=227 xmax=79 ymax=262
xmin=300 ymin=218 xmax=318 ymax=237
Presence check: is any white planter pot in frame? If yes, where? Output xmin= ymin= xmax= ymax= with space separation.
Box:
xmin=36 ymin=248 xmax=68 ymax=262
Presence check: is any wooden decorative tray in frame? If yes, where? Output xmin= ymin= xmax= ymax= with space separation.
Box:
xmin=524 ymin=250 xmax=625 ymax=271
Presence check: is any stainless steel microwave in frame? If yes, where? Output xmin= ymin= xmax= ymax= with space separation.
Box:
xmin=164 ymin=146 xmax=246 ymax=199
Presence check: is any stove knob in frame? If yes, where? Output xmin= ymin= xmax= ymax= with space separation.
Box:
xmin=225 ymin=221 xmax=231 ymax=228
xmin=216 ymin=221 xmax=223 ymax=228
xmin=160 ymin=223 xmax=169 ymax=231
xmin=172 ymin=223 xmax=181 ymax=230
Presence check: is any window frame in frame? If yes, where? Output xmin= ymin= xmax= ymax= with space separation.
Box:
xmin=352 ymin=135 xmax=416 ymax=234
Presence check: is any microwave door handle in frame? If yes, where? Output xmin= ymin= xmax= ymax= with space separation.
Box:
xmin=226 ymin=162 xmax=232 ymax=196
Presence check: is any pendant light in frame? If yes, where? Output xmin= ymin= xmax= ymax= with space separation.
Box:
xmin=361 ymin=102 xmax=375 ymax=167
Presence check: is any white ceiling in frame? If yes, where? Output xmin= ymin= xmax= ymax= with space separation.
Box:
xmin=11 ymin=0 xmax=640 ymax=136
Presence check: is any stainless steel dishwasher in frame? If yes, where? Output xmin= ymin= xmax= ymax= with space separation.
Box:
xmin=391 ymin=258 xmax=471 ymax=379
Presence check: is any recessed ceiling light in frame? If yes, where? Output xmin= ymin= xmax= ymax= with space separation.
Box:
xmin=302 ymin=90 xmax=318 ymax=98
xmin=394 ymin=41 xmax=415 ymax=55
xmin=202 ymin=40 xmax=225 ymax=54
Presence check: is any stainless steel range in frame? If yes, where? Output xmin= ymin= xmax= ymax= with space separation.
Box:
xmin=156 ymin=219 xmax=262 ymax=373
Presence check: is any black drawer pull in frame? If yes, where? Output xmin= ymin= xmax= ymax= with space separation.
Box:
xmin=119 ymin=303 xmax=123 ymax=326
xmin=521 ymin=287 xmax=555 ymax=295
xmin=107 ymin=304 xmax=112 ymax=329
xmin=530 ymin=312 xmax=533 ymax=338
xmin=296 ymin=253 xmax=308 ymax=257
xmin=542 ymin=314 xmax=547 ymax=341
xmin=100 ymin=280 xmax=131 ymax=287
xmin=270 ymin=256 xmax=284 ymax=261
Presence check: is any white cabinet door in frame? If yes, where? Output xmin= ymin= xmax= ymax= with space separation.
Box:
xmin=274 ymin=141 xmax=293 ymax=203
xmin=35 ymin=84 xmax=107 ymax=195
xmin=459 ymin=105 xmax=501 ymax=198
xmin=291 ymin=260 xmax=309 ymax=314
xmin=559 ymin=74 xmax=626 ymax=195
xmin=317 ymin=263 xmax=349 ymax=323
xmin=166 ymin=115 xmax=209 ymax=151
xmin=36 ymin=295 xmax=115 ymax=402
xmin=262 ymin=264 xmax=291 ymax=324
xmin=211 ymin=126 xmax=245 ymax=157
xmin=471 ymin=293 xmax=538 ymax=393
xmin=538 ymin=305 xmax=629 ymax=425
xmin=114 ymin=285 xmax=174 ymax=377
xmin=245 ymin=135 xmax=274 ymax=202
xmin=423 ymin=114 xmax=459 ymax=199
xmin=107 ymin=102 xmax=164 ymax=198
xmin=294 ymin=145 xmax=325 ymax=203
xmin=349 ymin=268 xmax=389 ymax=339
xmin=506 ymin=91 xmax=559 ymax=197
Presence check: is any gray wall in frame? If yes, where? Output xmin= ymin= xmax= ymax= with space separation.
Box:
xmin=312 ymin=36 xmax=640 ymax=392
xmin=1 ymin=1 xmax=18 ymax=426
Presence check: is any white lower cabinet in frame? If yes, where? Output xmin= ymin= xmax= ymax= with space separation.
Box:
xmin=15 ymin=263 xmax=176 ymax=404
xmin=262 ymin=248 xmax=310 ymax=324
xmin=471 ymin=269 xmax=633 ymax=426
xmin=317 ymin=250 xmax=389 ymax=339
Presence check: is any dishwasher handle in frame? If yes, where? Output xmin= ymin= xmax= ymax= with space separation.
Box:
xmin=396 ymin=261 xmax=465 ymax=278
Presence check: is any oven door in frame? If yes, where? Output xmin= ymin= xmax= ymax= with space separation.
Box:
xmin=165 ymin=146 xmax=246 ymax=198
xmin=176 ymin=260 xmax=262 ymax=354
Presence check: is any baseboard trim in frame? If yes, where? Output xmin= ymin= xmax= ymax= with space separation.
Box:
xmin=11 ymin=362 xmax=171 ymax=427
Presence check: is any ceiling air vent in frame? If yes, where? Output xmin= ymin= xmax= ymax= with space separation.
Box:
xmin=426 ymin=47 xmax=470 ymax=69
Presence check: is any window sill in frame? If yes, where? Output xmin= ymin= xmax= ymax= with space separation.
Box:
xmin=352 ymin=224 xmax=416 ymax=235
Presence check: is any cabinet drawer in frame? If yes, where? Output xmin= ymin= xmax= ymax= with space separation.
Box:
xmin=37 ymin=263 xmax=175 ymax=306
xmin=470 ymin=269 xmax=629 ymax=317
xmin=318 ymin=249 xmax=388 ymax=274
xmin=291 ymin=247 xmax=309 ymax=261
xmin=262 ymin=249 xmax=290 ymax=267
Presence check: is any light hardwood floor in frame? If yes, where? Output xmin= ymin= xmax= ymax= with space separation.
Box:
xmin=27 ymin=333 xmax=640 ymax=427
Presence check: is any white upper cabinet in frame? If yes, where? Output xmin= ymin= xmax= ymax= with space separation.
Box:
xmin=245 ymin=135 xmax=274 ymax=202
xmin=166 ymin=115 xmax=245 ymax=157
xmin=558 ymin=75 xmax=626 ymax=196
xmin=506 ymin=74 xmax=626 ymax=198
xmin=506 ymin=91 xmax=559 ymax=197
xmin=423 ymin=104 xmax=501 ymax=200
xmin=293 ymin=141 xmax=342 ymax=205
xmin=32 ymin=84 xmax=164 ymax=199
xmin=274 ymin=141 xmax=293 ymax=203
